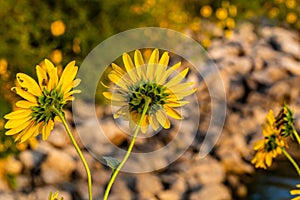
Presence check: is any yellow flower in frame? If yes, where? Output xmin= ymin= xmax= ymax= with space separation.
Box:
xmin=48 ymin=191 xmax=64 ymax=200
xmin=0 ymin=59 xmax=8 ymax=75
xmin=51 ymin=50 xmax=63 ymax=64
xmin=251 ymin=110 xmax=287 ymax=169
xmin=269 ymin=7 xmax=279 ymax=18
xmin=286 ymin=0 xmax=296 ymax=8
xmin=50 ymin=20 xmax=66 ymax=37
xmin=200 ymin=5 xmax=212 ymax=18
xmin=225 ymin=18 xmax=235 ymax=29
xmin=4 ymin=59 xmax=80 ymax=143
xmin=216 ymin=8 xmax=228 ymax=20
xmin=103 ymin=49 xmax=196 ymax=133
xmin=291 ymin=184 xmax=300 ymax=200
xmin=228 ymin=5 xmax=237 ymax=17
xmin=286 ymin=12 xmax=297 ymax=24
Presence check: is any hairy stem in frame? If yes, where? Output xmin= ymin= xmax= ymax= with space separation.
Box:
xmin=53 ymin=108 xmax=93 ymax=200
xmin=283 ymin=148 xmax=300 ymax=176
xmin=103 ymin=97 xmax=151 ymax=200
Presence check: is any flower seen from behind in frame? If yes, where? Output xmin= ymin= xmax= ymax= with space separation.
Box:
xmin=48 ymin=191 xmax=64 ymax=200
xmin=251 ymin=110 xmax=287 ymax=169
xmin=4 ymin=59 xmax=80 ymax=143
xmin=103 ymin=49 xmax=196 ymax=133
xmin=291 ymin=184 xmax=300 ymax=200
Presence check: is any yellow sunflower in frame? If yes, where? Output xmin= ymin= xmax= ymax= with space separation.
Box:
xmin=48 ymin=191 xmax=64 ymax=200
xmin=251 ymin=110 xmax=287 ymax=169
xmin=291 ymin=184 xmax=300 ymax=200
xmin=103 ymin=49 xmax=196 ymax=133
xmin=4 ymin=59 xmax=80 ymax=143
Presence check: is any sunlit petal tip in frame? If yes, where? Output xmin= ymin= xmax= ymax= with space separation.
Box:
xmin=100 ymin=81 xmax=110 ymax=89
xmin=148 ymin=48 xmax=159 ymax=64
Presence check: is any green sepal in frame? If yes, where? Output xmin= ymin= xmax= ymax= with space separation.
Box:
xmin=103 ymin=156 xmax=120 ymax=172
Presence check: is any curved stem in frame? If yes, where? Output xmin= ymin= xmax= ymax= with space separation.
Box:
xmin=283 ymin=148 xmax=300 ymax=176
xmin=53 ymin=108 xmax=93 ymax=200
xmin=103 ymin=97 xmax=151 ymax=200
xmin=293 ymin=130 xmax=300 ymax=146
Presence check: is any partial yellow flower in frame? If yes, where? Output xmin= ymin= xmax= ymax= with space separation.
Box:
xmin=0 ymin=59 xmax=8 ymax=75
xmin=251 ymin=110 xmax=287 ymax=169
xmin=50 ymin=20 xmax=66 ymax=36
xmin=4 ymin=59 xmax=80 ymax=143
xmin=51 ymin=50 xmax=63 ymax=64
xmin=103 ymin=49 xmax=196 ymax=133
xmin=216 ymin=8 xmax=228 ymax=20
xmin=286 ymin=12 xmax=297 ymax=24
xmin=48 ymin=191 xmax=64 ymax=200
xmin=228 ymin=5 xmax=237 ymax=17
xmin=285 ymin=0 xmax=296 ymax=8
xmin=291 ymin=184 xmax=300 ymax=200
xmin=200 ymin=5 xmax=212 ymax=18
xmin=269 ymin=7 xmax=279 ymax=18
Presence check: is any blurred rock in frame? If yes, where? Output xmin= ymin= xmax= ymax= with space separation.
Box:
xmin=189 ymin=184 xmax=231 ymax=200
xmin=136 ymin=173 xmax=163 ymax=197
xmin=41 ymin=149 xmax=76 ymax=184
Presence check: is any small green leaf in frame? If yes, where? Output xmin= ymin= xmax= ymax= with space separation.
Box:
xmin=103 ymin=156 xmax=120 ymax=171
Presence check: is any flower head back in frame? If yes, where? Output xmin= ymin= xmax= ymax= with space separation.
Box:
xmin=4 ymin=59 xmax=80 ymax=143
xmin=103 ymin=49 xmax=196 ymax=133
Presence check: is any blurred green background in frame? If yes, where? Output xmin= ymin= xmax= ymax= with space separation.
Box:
xmin=0 ymin=0 xmax=299 ymax=184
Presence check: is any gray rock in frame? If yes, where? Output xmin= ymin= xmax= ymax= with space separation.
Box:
xmin=41 ymin=149 xmax=76 ymax=184
xmin=190 ymin=184 xmax=232 ymax=200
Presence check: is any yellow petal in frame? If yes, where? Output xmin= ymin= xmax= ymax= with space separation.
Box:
xmin=11 ymin=87 xmax=37 ymax=103
xmin=146 ymin=64 xmax=155 ymax=81
xmin=111 ymin=63 xmax=126 ymax=76
xmin=173 ymin=88 xmax=197 ymax=100
xmin=108 ymin=73 xmax=129 ymax=91
xmin=59 ymin=61 xmax=78 ymax=92
xmin=149 ymin=114 xmax=159 ymax=131
xmin=253 ymin=140 xmax=264 ymax=150
xmin=16 ymin=100 xmax=38 ymax=108
xmin=164 ymin=105 xmax=182 ymax=119
xmin=140 ymin=115 xmax=149 ymax=134
xmin=113 ymin=106 xmax=129 ymax=119
xmin=134 ymin=50 xmax=144 ymax=78
xmin=16 ymin=73 xmax=42 ymax=96
xmin=5 ymin=120 xmax=32 ymax=135
xmin=4 ymin=109 xmax=32 ymax=119
xmin=103 ymin=92 xmax=127 ymax=102
xmin=19 ymin=123 xmax=40 ymax=143
xmin=36 ymin=65 xmax=48 ymax=90
xmin=168 ymin=82 xmax=194 ymax=92
xmin=265 ymin=153 xmax=273 ymax=167
xmin=291 ymin=189 xmax=300 ymax=195
xmin=73 ymin=79 xmax=81 ymax=88
xmin=63 ymin=90 xmax=81 ymax=102
xmin=165 ymin=68 xmax=189 ymax=88
xmin=166 ymin=100 xmax=189 ymax=107
xmin=42 ymin=120 xmax=54 ymax=140
xmin=148 ymin=48 xmax=159 ymax=64
xmin=122 ymin=53 xmax=137 ymax=82
xmin=159 ymin=52 xmax=169 ymax=66
xmin=58 ymin=61 xmax=76 ymax=86
xmin=155 ymin=52 xmax=169 ymax=82
xmin=45 ymin=59 xmax=58 ymax=90
xmin=155 ymin=109 xmax=170 ymax=129
xmin=158 ymin=62 xmax=181 ymax=84
xmin=4 ymin=116 xmax=32 ymax=129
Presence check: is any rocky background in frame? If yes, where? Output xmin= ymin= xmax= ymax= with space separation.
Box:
xmin=0 ymin=24 xmax=299 ymax=200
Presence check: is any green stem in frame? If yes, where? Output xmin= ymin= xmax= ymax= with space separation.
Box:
xmin=283 ymin=148 xmax=300 ymax=176
xmin=293 ymin=130 xmax=300 ymax=146
xmin=53 ymin=108 xmax=93 ymax=200
xmin=103 ymin=97 xmax=151 ymax=200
